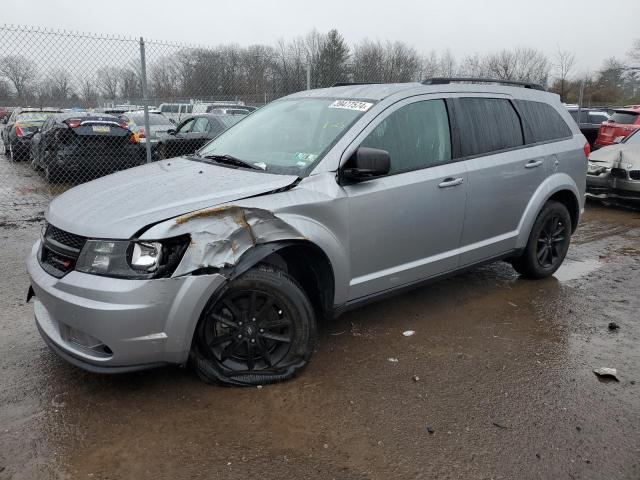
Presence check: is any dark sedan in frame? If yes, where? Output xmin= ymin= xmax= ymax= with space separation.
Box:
xmin=155 ymin=113 xmax=244 ymax=159
xmin=2 ymin=108 xmax=62 ymax=160
xmin=30 ymin=112 xmax=141 ymax=182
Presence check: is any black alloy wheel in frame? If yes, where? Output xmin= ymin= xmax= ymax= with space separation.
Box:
xmin=191 ymin=265 xmax=316 ymax=386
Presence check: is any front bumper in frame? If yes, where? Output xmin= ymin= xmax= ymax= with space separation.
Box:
xmin=586 ymin=173 xmax=640 ymax=202
xmin=27 ymin=241 xmax=227 ymax=372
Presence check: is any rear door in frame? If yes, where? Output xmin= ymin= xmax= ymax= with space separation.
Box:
xmin=342 ymin=97 xmax=468 ymax=300
xmin=167 ymin=118 xmax=195 ymax=157
xmin=452 ymin=96 xmax=543 ymax=265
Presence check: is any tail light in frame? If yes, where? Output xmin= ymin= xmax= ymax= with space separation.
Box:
xmin=583 ymin=142 xmax=590 ymax=159
xmin=138 ymin=126 xmax=146 ymax=139
xmin=15 ymin=124 xmax=24 ymax=137
xmin=65 ymin=118 xmax=82 ymax=128
xmin=119 ymin=121 xmax=129 ymax=130
xmin=129 ymin=133 xmax=139 ymax=144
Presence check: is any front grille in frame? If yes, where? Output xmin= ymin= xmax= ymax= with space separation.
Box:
xmin=611 ymin=168 xmax=628 ymax=179
xmin=630 ymin=170 xmax=640 ymax=181
xmin=46 ymin=224 xmax=86 ymax=250
xmin=39 ymin=223 xmax=87 ymax=278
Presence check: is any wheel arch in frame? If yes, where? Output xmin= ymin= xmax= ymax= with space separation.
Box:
xmin=228 ymin=240 xmax=336 ymax=322
xmin=516 ymin=173 xmax=582 ymax=249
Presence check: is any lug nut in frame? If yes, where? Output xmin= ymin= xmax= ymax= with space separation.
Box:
xmin=251 ymin=339 xmax=255 ymax=343
xmin=238 ymin=321 xmax=243 ymax=326
xmin=259 ymin=329 xmax=264 ymax=333
xmin=252 ymin=318 xmax=256 ymax=322
xmin=237 ymin=334 xmax=242 ymax=339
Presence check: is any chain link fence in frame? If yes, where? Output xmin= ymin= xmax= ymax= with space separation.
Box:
xmin=0 ymin=24 xmax=356 ymax=222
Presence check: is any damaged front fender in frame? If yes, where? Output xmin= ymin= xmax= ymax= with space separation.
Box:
xmin=147 ymin=206 xmax=307 ymax=277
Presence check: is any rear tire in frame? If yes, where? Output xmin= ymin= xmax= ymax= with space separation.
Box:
xmin=510 ymin=201 xmax=572 ymax=279
xmin=45 ymin=165 xmax=64 ymax=183
xmin=191 ymin=264 xmax=317 ymax=386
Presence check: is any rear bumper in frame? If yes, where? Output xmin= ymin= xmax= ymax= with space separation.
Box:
xmin=27 ymin=241 xmax=227 ymax=372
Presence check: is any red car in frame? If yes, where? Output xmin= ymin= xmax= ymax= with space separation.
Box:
xmin=594 ymin=106 xmax=640 ymax=148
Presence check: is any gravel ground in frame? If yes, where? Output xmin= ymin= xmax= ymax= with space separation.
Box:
xmin=1 ymin=154 xmax=639 ymax=480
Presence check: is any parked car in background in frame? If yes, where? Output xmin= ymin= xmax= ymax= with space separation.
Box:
xmin=594 ymin=106 xmax=640 ymax=148
xmin=155 ymin=113 xmax=243 ymax=159
xmin=120 ymin=110 xmax=174 ymax=157
xmin=207 ymin=107 xmax=252 ymax=115
xmin=2 ymin=108 xmax=62 ymax=160
xmin=159 ymin=102 xmax=252 ymax=123
xmin=566 ymin=107 xmax=609 ymax=146
xmin=30 ymin=112 xmax=141 ymax=182
xmin=27 ymin=79 xmax=587 ymax=385
xmin=587 ymin=128 xmax=640 ymax=203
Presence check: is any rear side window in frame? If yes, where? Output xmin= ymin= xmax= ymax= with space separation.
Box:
xmin=456 ymin=98 xmax=523 ymax=157
xmin=515 ymin=100 xmax=572 ymax=143
xmin=609 ymin=111 xmax=639 ymax=125
xmin=589 ymin=113 xmax=608 ymax=124
xmin=170 ymin=105 xmax=179 ymax=113
xmin=360 ymin=99 xmax=451 ymax=174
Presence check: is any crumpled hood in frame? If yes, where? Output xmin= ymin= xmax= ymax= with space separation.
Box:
xmin=590 ymin=144 xmax=640 ymax=168
xmin=46 ymin=157 xmax=298 ymax=238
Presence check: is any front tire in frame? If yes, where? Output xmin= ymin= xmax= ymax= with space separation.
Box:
xmin=510 ymin=201 xmax=572 ymax=279
xmin=191 ymin=264 xmax=317 ymax=386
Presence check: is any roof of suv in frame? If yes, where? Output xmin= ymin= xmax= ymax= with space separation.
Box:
xmin=286 ymin=82 xmax=556 ymax=102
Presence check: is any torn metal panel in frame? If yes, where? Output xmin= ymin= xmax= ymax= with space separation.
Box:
xmin=171 ymin=206 xmax=306 ymax=277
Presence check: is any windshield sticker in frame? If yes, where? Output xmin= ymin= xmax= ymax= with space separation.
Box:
xmin=329 ymin=100 xmax=373 ymax=112
xmin=293 ymin=152 xmax=318 ymax=164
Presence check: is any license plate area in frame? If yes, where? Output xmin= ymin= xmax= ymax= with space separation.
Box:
xmin=92 ymin=125 xmax=111 ymax=133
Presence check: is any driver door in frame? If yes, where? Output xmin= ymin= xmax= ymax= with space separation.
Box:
xmin=341 ymin=97 xmax=468 ymax=300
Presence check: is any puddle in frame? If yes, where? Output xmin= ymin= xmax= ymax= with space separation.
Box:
xmin=553 ymin=259 xmax=601 ymax=282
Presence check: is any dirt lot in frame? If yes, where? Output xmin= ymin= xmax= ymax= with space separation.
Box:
xmin=1 ymin=157 xmax=639 ymax=480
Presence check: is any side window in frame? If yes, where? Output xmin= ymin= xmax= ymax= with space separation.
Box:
xmin=360 ymin=99 xmax=451 ymax=174
xmin=514 ymin=100 xmax=572 ymax=143
xmin=191 ymin=117 xmax=209 ymax=133
xmin=186 ymin=105 xmax=193 ymax=113
xmin=177 ymin=118 xmax=195 ymax=133
xmin=456 ymin=98 xmax=524 ymax=157
xmin=170 ymin=105 xmax=179 ymax=113
xmin=160 ymin=105 xmax=169 ymax=113
xmin=208 ymin=119 xmax=225 ymax=136
xmin=589 ymin=113 xmax=608 ymax=125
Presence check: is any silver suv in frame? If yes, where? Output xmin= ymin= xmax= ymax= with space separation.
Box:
xmin=27 ymin=79 xmax=588 ymax=386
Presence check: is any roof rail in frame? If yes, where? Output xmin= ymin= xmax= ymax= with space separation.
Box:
xmin=422 ymin=77 xmax=545 ymax=91
xmin=330 ymin=82 xmax=381 ymax=87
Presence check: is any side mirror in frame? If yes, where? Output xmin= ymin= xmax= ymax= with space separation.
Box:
xmin=341 ymin=147 xmax=390 ymax=183
xmin=166 ymin=128 xmax=176 ymax=135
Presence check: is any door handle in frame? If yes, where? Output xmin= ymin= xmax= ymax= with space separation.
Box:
xmin=525 ymin=160 xmax=543 ymax=169
xmin=438 ymin=177 xmax=464 ymax=188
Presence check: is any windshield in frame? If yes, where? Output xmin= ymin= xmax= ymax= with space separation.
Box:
xmin=198 ymin=98 xmax=372 ymax=175
xmin=16 ymin=112 xmax=49 ymax=122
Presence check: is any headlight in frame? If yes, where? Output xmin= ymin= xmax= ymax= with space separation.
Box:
xmin=76 ymin=236 xmax=189 ymax=279
xmin=587 ymin=162 xmax=606 ymax=175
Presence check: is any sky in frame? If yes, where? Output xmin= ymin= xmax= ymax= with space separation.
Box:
xmin=5 ymin=0 xmax=640 ymax=74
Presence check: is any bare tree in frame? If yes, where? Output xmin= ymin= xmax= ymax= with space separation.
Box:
xmin=80 ymin=78 xmax=98 ymax=107
xmin=628 ymin=38 xmax=640 ymax=64
xmin=95 ymin=66 xmax=121 ymax=102
xmin=554 ymin=49 xmax=576 ymax=101
xmin=483 ymin=47 xmax=550 ymax=85
xmin=0 ymin=55 xmax=37 ymax=100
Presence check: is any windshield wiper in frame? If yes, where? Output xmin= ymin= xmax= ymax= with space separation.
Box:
xmin=200 ymin=154 xmax=262 ymax=170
